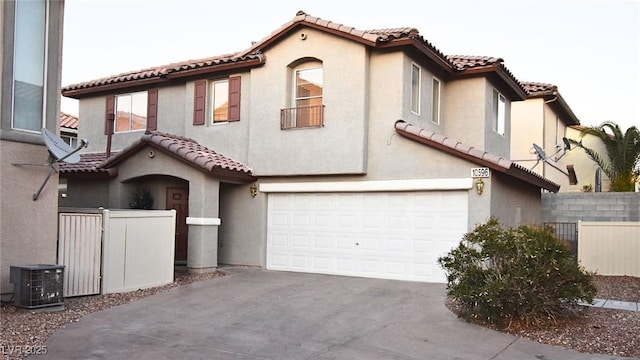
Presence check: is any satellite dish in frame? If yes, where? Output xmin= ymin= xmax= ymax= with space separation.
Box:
xmin=532 ymin=143 xmax=546 ymax=161
xmin=530 ymin=142 xmax=576 ymax=182
xmin=42 ymin=128 xmax=82 ymax=164
xmin=12 ymin=128 xmax=88 ymax=201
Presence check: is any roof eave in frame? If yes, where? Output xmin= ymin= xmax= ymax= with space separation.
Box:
xmin=454 ymin=65 xmax=527 ymax=100
xmin=62 ymin=57 xmax=265 ymax=99
xmin=394 ymin=122 xmax=559 ymax=193
xmin=376 ymin=38 xmax=454 ymax=74
xmin=62 ymin=77 xmax=169 ymax=99
xmin=60 ymin=168 xmax=118 ymax=179
xmin=506 ymin=164 xmax=560 ymax=193
xmin=164 ymin=56 xmax=265 ymax=80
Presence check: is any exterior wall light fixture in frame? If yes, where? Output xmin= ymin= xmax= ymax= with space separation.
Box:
xmin=476 ymin=178 xmax=484 ymax=195
xmin=250 ymin=183 xmax=257 ymax=198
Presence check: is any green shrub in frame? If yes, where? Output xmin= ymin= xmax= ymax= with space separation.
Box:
xmin=437 ymin=218 xmax=596 ymax=326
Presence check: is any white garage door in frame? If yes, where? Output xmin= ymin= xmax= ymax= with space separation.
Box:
xmin=267 ymin=191 xmax=468 ymax=283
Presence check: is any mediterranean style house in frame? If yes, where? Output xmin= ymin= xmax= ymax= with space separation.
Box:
xmin=511 ymin=82 xmax=581 ymax=192
xmin=60 ymin=11 xmax=560 ymax=283
xmin=0 ymin=0 xmax=66 ymax=296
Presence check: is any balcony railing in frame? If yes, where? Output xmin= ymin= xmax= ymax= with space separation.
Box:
xmin=280 ymin=105 xmax=324 ymax=130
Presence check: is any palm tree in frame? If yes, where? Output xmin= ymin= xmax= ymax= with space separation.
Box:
xmin=571 ymin=121 xmax=640 ymax=192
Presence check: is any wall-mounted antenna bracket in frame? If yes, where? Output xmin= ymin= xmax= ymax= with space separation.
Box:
xmin=12 ymin=128 xmax=88 ymax=200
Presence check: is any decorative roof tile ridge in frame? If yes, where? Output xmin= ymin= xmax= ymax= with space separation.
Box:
xmin=394 ymin=120 xmax=512 ymax=169
xmin=521 ymin=81 xmax=558 ymax=94
xmin=143 ymin=130 xmax=200 ymax=144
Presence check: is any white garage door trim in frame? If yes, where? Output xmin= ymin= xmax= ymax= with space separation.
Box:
xmin=260 ymin=178 xmax=473 ymax=193
xmin=266 ymin=188 xmax=469 ymax=283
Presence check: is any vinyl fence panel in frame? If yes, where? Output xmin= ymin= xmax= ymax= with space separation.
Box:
xmin=101 ymin=209 xmax=176 ymax=294
xmin=58 ymin=213 xmax=103 ymax=297
xmin=578 ymin=221 xmax=640 ymax=277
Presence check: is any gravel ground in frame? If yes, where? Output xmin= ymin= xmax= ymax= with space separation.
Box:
xmin=1 ymin=273 xmax=639 ymax=359
xmin=448 ymin=275 xmax=640 ymax=359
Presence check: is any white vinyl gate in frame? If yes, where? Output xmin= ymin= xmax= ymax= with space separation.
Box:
xmin=58 ymin=212 xmax=103 ymax=297
xmin=58 ymin=209 xmax=176 ymax=297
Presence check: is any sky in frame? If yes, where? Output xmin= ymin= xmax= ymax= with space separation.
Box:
xmin=61 ymin=0 xmax=640 ymax=131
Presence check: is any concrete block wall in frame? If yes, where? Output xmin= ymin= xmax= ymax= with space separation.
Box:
xmin=542 ymin=192 xmax=640 ymax=223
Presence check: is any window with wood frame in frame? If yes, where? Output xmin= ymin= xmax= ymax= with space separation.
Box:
xmin=115 ymin=91 xmax=147 ymax=132
xmin=281 ymin=62 xmax=324 ymax=130
xmin=105 ymin=90 xmax=157 ymax=134
xmin=192 ymin=76 xmax=241 ymax=126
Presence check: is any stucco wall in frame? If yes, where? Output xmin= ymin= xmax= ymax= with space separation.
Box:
xmin=60 ymin=178 xmax=111 ymax=208
xmin=444 ymin=78 xmax=486 ymax=150
xmin=511 ymin=98 xmax=544 ymax=164
xmin=511 ymin=98 xmax=576 ymax=192
xmin=0 ymin=0 xmax=65 ymax=297
xmin=483 ymin=80 xmax=511 ymax=158
xmin=1 ymin=142 xmax=59 ymax=295
xmin=184 ymin=76 xmax=250 ymax=164
xmin=563 ymin=126 xmax=612 ymax=192
xmin=247 ymin=26 xmax=368 ymax=175
xmin=542 ymin=192 xmax=640 ymax=222
xmin=442 ymin=77 xmax=511 ymax=159
xmin=490 ymin=172 xmax=543 ymax=226
xmin=218 ymin=182 xmax=266 ymax=267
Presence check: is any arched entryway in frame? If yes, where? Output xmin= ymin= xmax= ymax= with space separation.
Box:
xmin=123 ymin=175 xmax=189 ymax=264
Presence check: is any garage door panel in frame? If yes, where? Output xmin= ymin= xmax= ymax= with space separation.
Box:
xmin=267 ymin=191 xmax=467 ymax=283
xmin=292 ymin=235 xmax=310 ymax=248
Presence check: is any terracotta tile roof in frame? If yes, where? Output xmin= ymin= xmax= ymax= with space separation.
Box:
xmin=394 ymin=121 xmax=560 ymax=192
xmin=520 ymin=82 xmax=580 ymax=126
xmin=240 ymin=11 xmax=450 ymax=67
xmin=60 ymin=112 xmax=78 ymax=129
xmin=59 ymin=152 xmax=115 ymax=177
xmin=62 ymin=11 xmax=527 ymax=101
xmin=447 ymin=55 xmax=503 ymax=70
xmin=100 ymin=131 xmax=255 ymax=182
xmin=62 ymin=53 xmax=265 ymax=97
xmin=521 ymin=82 xmax=557 ymax=94
xmin=446 ymin=55 xmax=526 ymax=98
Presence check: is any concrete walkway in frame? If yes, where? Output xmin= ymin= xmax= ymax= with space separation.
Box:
xmin=580 ymin=298 xmax=639 ymax=311
xmin=42 ymin=267 xmax=637 ymax=360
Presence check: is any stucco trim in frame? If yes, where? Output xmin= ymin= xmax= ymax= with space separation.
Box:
xmin=259 ymin=178 xmax=473 ymax=193
xmin=186 ymin=217 xmax=221 ymax=226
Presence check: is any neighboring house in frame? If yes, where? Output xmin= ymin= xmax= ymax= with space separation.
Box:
xmin=60 ymin=11 xmax=558 ymax=283
xmin=60 ymin=112 xmax=79 ymax=147
xmin=564 ymin=125 xmax=613 ymax=192
xmin=0 ymin=0 xmax=65 ymax=297
xmin=511 ymin=82 xmax=581 ymax=192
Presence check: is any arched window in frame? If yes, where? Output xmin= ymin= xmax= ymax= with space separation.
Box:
xmin=281 ymin=60 xmax=324 ymax=129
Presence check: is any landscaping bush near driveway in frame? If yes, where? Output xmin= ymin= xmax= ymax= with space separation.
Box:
xmin=438 ymin=218 xmax=597 ymax=327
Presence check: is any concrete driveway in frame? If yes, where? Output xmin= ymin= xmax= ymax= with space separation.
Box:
xmin=43 ymin=267 xmax=631 ymax=360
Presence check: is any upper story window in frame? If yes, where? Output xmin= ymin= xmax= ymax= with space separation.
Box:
xmin=493 ymin=90 xmax=506 ymax=136
xmin=281 ymin=61 xmax=324 ymax=130
xmin=211 ymin=80 xmax=229 ymax=122
xmin=193 ymin=76 xmax=240 ymax=126
xmin=115 ymin=91 xmax=147 ymax=132
xmin=432 ymin=77 xmax=441 ymax=124
xmin=105 ymin=90 xmax=157 ymax=134
xmin=11 ymin=0 xmax=47 ymax=133
xmin=411 ymin=63 xmax=421 ymax=115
